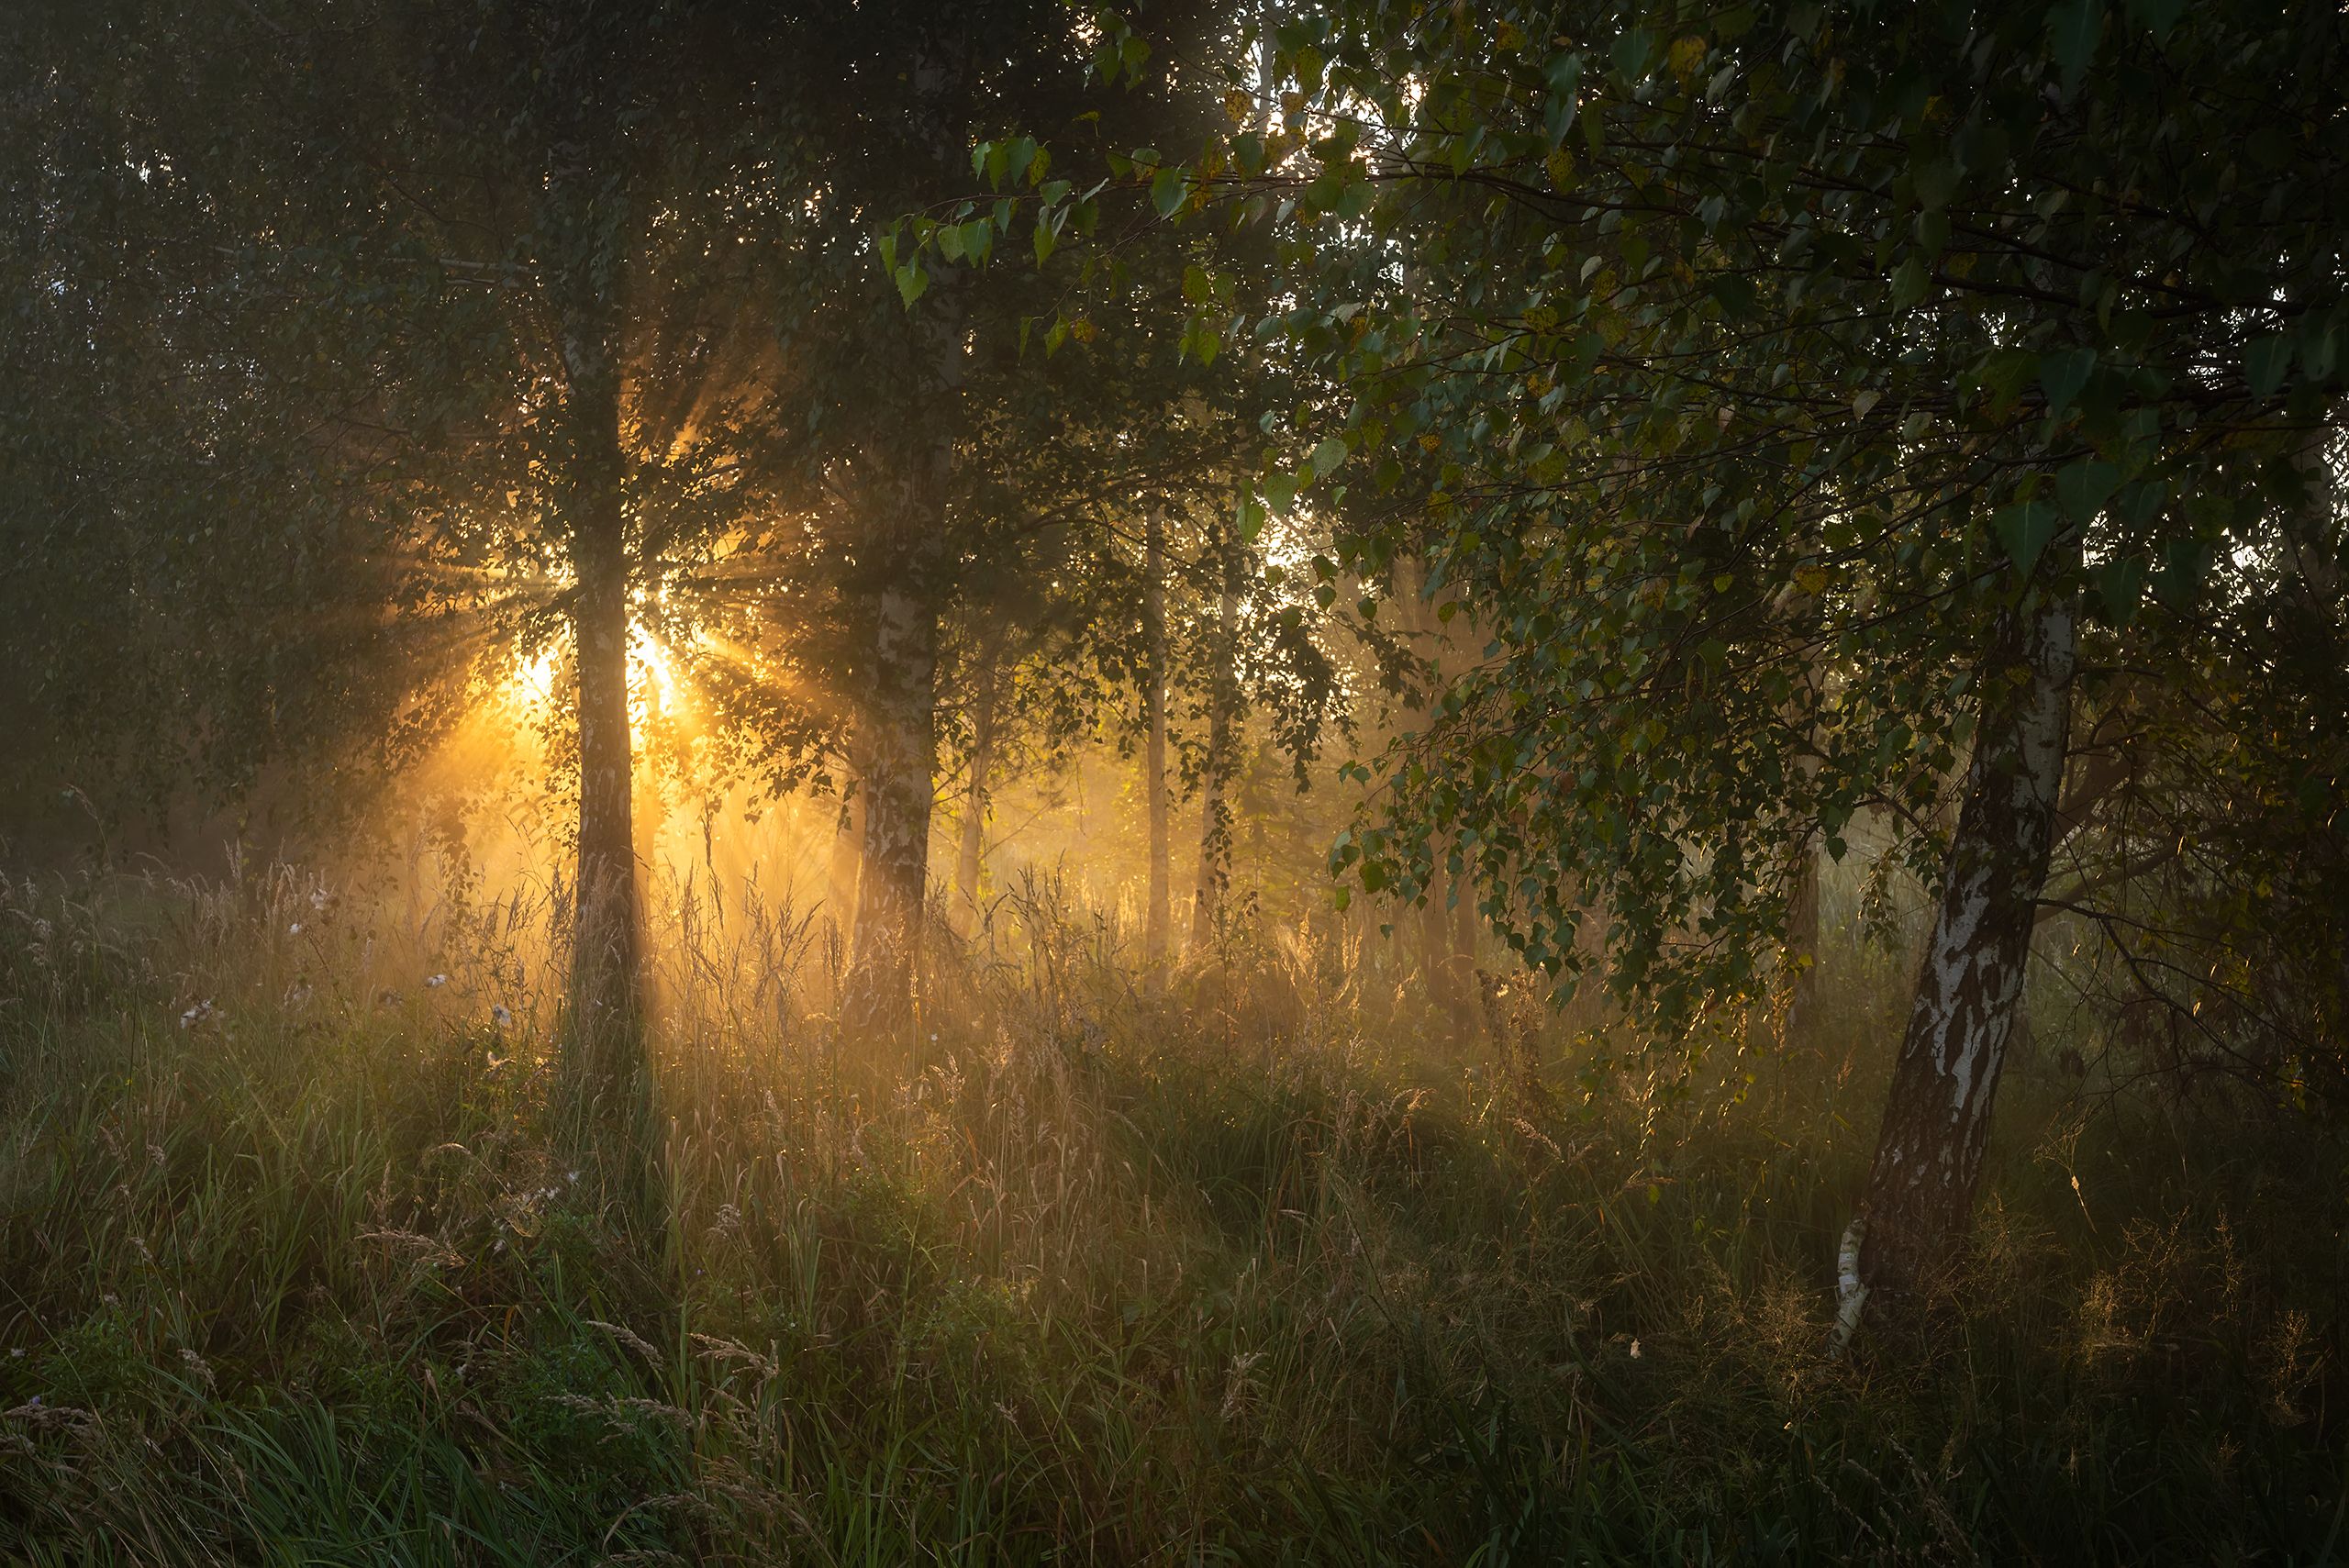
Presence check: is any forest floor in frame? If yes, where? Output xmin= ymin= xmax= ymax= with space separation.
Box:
xmin=0 ymin=864 xmax=2342 ymax=1564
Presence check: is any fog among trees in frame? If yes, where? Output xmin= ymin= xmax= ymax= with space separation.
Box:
xmin=1 ymin=1 xmax=2343 ymax=1559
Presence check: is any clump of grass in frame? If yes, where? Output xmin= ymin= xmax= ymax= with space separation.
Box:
xmin=0 ymin=862 xmax=2340 ymax=1562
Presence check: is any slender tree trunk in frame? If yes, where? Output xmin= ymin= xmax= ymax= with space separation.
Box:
xmin=1449 ymin=866 xmax=1480 ymax=1037
xmin=1189 ymin=537 xmax=1240 ymax=953
xmin=1419 ymin=835 xmax=1462 ymax=1026
xmin=1783 ymin=839 xmax=1820 ymax=1038
xmin=956 ymin=653 xmax=996 ymax=929
xmin=1856 ymin=586 xmax=2077 ymax=1299
xmin=838 ymin=30 xmax=964 ymax=1036
xmin=1433 ymin=859 xmax=1479 ymax=1042
xmin=826 ymin=777 xmax=863 ymax=943
xmin=1142 ymin=507 xmax=1172 ymax=973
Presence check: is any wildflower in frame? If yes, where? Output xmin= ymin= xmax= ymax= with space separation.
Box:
xmin=566 ymin=1170 xmax=580 ymax=1185
xmin=310 ymin=886 xmax=330 ymax=912
xmin=178 ymin=999 xmax=215 ymax=1029
xmin=425 ymin=973 xmax=448 ymax=989
xmin=9 ymin=1348 xmax=24 ymax=1359
xmin=491 ymin=1003 xmax=514 ymax=1028
xmin=1629 ymin=1339 xmax=1642 ymax=1360
xmin=287 ymin=921 xmax=303 ymax=937
xmin=484 ymin=1052 xmax=508 ymax=1073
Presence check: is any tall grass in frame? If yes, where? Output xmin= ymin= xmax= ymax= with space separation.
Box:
xmin=0 ymin=858 xmax=2340 ymax=1563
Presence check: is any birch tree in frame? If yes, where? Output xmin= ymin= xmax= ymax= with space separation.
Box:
xmin=919 ymin=0 xmax=2349 ymax=1311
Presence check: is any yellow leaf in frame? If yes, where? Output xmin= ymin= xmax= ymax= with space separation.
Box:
xmin=1668 ymin=35 xmax=1706 ymax=86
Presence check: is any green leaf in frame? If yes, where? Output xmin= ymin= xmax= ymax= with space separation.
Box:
xmin=2154 ymin=537 xmax=2209 ymax=608
xmin=1991 ymin=499 xmax=2062 ymax=575
xmin=2095 ymin=556 xmax=2148 ymax=625
xmin=2037 ymin=349 xmax=2095 ymax=414
xmin=1610 ymin=28 xmax=1655 ymax=83
xmin=1005 ymin=136 xmax=1038 ymax=188
xmin=1182 ymin=263 xmax=1212 ymax=306
xmin=2115 ymin=478 xmax=2167 ymax=527
xmin=893 ymin=261 xmax=930 ymax=307
xmin=2045 ymin=0 xmax=2103 ymax=93
xmin=1890 ymin=256 xmax=1929 ymax=311
xmin=1310 ymin=437 xmax=1349 ymax=479
xmin=1150 ymin=166 xmax=1187 ymax=217
xmin=2054 ymin=460 xmax=2122 ymax=522
xmin=2125 ymin=0 xmax=2182 ymax=41
xmin=2245 ymin=333 xmax=2292 ymax=399
xmin=1264 ymin=473 xmax=1297 ymax=514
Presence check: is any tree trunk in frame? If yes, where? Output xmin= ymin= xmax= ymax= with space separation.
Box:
xmin=827 ymin=784 xmax=864 ymax=1004
xmin=1450 ymin=868 xmax=1480 ymax=1034
xmin=569 ymin=448 xmax=638 ymax=1032
xmin=1782 ymin=839 xmax=1820 ymax=1039
xmin=1419 ymin=837 xmax=1462 ymax=1027
xmin=840 ymin=576 xmax=941 ymax=1035
xmin=837 ymin=30 xmax=964 ymax=1036
xmin=541 ymin=43 xmax=640 ymax=1056
xmin=956 ymin=652 xmax=996 ymax=929
xmin=1189 ymin=547 xmax=1239 ymax=953
xmin=1857 ymin=586 xmax=2077 ymax=1299
xmin=1142 ymin=507 xmax=1172 ymax=973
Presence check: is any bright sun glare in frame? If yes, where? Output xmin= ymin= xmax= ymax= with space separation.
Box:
xmin=505 ymin=625 xmax=681 ymax=720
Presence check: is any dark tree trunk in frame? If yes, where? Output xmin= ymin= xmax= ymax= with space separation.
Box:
xmin=568 ymin=446 xmax=638 ymax=1033
xmin=1142 ymin=507 xmax=1172 ymax=973
xmin=1857 ymin=587 xmax=2077 ymax=1299
xmin=1443 ymin=859 xmax=1481 ymax=1042
xmin=541 ymin=36 xmax=640 ymax=1062
xmin=1782 ymin=839 xmax=1820 ymax=1039
xmin=956 ymin=652 xmax=996 ymax=929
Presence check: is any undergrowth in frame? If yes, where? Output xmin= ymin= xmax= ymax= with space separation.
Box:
xmin=0 ymin=862 xmax=2341 ymax=1563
